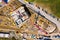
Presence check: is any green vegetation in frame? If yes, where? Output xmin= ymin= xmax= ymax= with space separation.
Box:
xmin=0 ymin=37 xmax=16 ymax=40
xmin=27 ymin=0 xmax=60 ymax=18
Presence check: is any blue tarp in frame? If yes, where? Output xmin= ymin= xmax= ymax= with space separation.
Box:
xmin=3 ymin=0 xmax=8 ymax=3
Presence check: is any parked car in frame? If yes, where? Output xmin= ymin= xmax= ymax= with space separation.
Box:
xmin=53 ymin=35 xmax=60 ymax=38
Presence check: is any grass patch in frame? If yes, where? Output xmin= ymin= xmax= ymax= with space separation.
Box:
xmin=26 ymin=0 xmax=35 ymax=2
xmin=26 ymin=0 xmax=60 ymax=18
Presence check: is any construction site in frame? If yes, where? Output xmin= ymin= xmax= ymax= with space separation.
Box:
xmin=0 ymin=0 xmax=60 ymax=40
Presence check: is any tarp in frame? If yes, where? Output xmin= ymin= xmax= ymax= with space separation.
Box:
xmin=2 ymin=0 xmax=8 ymax=3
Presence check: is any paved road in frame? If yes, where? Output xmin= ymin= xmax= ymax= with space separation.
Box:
xmin=19 ymin=0 xmax=60 ymax=31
